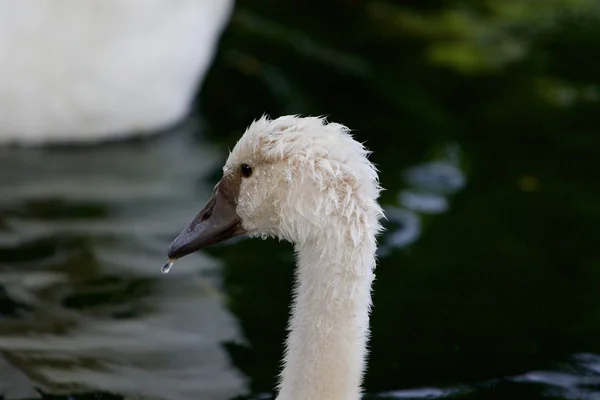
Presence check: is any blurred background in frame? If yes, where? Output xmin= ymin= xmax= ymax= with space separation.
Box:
xmin=1 ymin=0 xmax=599 ymax=399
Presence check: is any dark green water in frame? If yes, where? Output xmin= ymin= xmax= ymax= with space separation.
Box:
xmin=1 ymin=1 xmax=600 ymax=399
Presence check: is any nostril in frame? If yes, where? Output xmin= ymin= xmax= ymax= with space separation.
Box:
xmin=200 ymin=207 xmax=212 ymax=222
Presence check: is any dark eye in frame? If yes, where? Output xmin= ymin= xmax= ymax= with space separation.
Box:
xmin=241 ymin=163 xmax=252 ymax=177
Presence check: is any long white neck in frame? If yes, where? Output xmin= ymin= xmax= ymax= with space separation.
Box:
xmin=276 ymin=225 xmax=377 ymax=400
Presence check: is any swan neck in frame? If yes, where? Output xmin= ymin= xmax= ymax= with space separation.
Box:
xmin=276 ymin=233 xmax=376 ymax=400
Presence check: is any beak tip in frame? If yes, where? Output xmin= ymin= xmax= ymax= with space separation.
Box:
xmin=166 ymin=246 xmax=177 ymax=260
xmin=166 ymin=247 xmax=177 ymax=260
xmin=167 ymin=234 xmax=189 ymax=259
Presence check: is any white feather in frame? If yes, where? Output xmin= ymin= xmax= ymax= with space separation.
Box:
xmin=224 ymin=115 xmax=385 ymax=400
xmin=0 ymin=0 xmax=233 ymax=144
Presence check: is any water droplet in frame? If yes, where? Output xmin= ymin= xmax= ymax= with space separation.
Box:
xmin=161 ymin=260 xmax=175 ymax=274
xmin=260 ymin=234 xmax=268 ymax=240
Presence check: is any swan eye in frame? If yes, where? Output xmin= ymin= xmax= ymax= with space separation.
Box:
xmin=240 ymin=163 xmax=253 ymax=178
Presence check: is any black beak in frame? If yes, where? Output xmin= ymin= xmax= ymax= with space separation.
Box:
xmin=168 ymin=180 xmax=246 ymax=259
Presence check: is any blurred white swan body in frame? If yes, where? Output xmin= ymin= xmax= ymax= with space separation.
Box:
xmin=169 ymin=115 xmax=384 ymax=399
xmin=0 ymin=0 xmax=233 ymax=145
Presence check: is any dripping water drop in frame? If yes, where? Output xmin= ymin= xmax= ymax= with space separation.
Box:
xmin=161 ymin=259 xmax=176 ymax=274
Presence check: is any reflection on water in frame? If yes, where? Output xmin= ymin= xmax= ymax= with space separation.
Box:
xmin=381 ymin=143 xmax=465 ymax=254
xmin=0 ymin=121 xmax=247 ymax=400
xmin=514 ymin=353 xmax=600 ymax=400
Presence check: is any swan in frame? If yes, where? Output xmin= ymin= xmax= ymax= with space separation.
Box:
xmin=167 ymin=115 xmax=384 ymax=400
xmin=0 ymin=0 xmax=232 ymax=145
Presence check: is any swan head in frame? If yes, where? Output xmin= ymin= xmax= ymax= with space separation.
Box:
xmin=168 ymin=115 xmax=383 ymax=259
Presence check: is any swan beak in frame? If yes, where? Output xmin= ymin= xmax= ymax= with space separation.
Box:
xmin=167 ymin=180 xmax=245 ymax=259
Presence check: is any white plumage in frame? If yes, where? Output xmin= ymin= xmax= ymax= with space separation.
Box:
xmin=225 ymin=115 xmax=385 ymax=399
xmin=0 ymin=0 xmax=233 ymax=145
